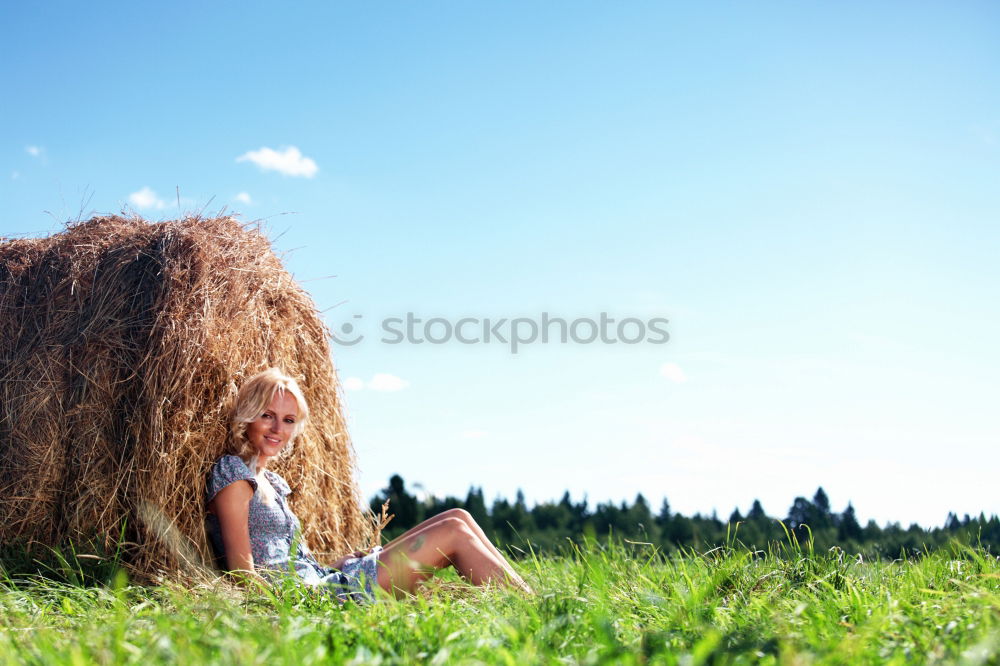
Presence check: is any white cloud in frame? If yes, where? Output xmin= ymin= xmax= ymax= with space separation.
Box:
xmin=461 ymin=430 xmax=488 ymax=439
xmin=368 ymin=373 xmax=409 ymax=392
xmin=234 ymin=191 xmax=253 ymax=205
xmin=342 ymin=373 xmax=410 ymax=392
xmin=343 ymin=377 xmax=365 ymax=391
xmin=659 ymin=362 xmax=687 ymax=383
xmin=128 ymin=186 xmax=168 ymax=210
xmin=236 ymin=146 xmax=318 ymax=178
xmin=25 ymin=145 xmax=43 ymax=158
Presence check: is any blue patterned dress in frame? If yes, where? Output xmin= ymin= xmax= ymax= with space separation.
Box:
xmin=206 ymin=455 xmax=381 ymax=602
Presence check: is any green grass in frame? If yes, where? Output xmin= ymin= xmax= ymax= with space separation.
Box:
xmin=1 ymin=541 xmax=999 ymax=664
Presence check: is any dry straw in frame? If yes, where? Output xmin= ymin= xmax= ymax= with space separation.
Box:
xmin=0 ymin=214 xmax=371 ymax=581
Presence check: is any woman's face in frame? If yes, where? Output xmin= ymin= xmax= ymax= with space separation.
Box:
xmin=245 ymin=390 xmax=299 ymax=463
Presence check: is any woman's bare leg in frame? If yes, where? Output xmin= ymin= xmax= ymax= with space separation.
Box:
xmin=379 ymin=509 xmax=531 ymax=592
xmin=430 ymin=509 xmax=530 ymax=591
xmin=375 ymin=514 xmax=530 ymax=597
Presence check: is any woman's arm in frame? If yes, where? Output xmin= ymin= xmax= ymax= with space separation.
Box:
xmin=208 ymin=480 xmax=255 ymax=573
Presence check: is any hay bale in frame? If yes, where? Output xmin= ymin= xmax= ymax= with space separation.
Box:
xmin=0 ymin=215 xmax=370 ymax=580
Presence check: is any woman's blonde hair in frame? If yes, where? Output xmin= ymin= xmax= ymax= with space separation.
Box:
xmin=228 ymin=367 xmax=310 ymax=471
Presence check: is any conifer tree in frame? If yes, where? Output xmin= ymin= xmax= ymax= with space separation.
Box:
xmin=372 ymin=474 xmax=420 ymax=532
xmin=464 ymin=486 xmax=489 ymax=529
xmin=838 ymin=502 xmax=863 ymax=541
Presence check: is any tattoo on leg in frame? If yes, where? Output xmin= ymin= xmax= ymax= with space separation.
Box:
xmin=409 ymin=535 xmax=426 ymax=552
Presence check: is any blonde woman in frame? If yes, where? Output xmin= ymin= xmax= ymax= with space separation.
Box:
xmin=206 ymin=368 xmax=532 ymax=601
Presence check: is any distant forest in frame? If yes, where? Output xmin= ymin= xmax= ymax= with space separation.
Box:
xmin=370 ymin=475 xmax=1000 ymax=558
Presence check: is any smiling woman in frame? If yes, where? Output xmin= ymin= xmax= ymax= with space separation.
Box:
xmin=246 ymin=393 xmax=297 ymax=459
xmin=207 ymin=368 xmax=533 ymax=601
xmin=227 ymin=368 xmax=310 ymax=470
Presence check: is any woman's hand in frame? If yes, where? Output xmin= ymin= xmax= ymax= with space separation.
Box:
xmin=226 ymin=568 xmax=270 ymax=590
xmin=331 ymin=549 xmax=370 ymax=570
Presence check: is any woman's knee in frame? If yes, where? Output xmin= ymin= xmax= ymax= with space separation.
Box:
xmin=431 ymin=515 xmax=475 ymax=551
xmin=436 ymin=514 xmax=471 ymax=535
xmin=439 ymin=508 xmax=475 ymax=527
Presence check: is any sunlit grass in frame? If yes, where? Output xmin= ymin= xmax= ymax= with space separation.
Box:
xmin=1 ymin=540 xmax=999 ymax=664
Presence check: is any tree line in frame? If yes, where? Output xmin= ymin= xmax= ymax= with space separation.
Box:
xmin=370 ymin=475 xmax=1000 ymax=558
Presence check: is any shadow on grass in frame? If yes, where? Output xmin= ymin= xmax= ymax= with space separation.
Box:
xmin=0 ymin=528 xmax=130 ymax=588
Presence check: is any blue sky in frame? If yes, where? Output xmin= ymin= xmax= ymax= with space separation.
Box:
xmin=3 ymin=2 xmax=998 ymax=527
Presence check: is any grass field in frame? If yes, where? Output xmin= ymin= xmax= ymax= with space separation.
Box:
xmin=1 ymin=540 xmax=998 ymax=664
